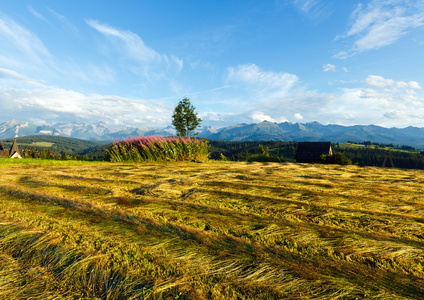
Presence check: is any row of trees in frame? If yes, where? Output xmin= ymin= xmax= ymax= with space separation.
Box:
xmin=25 ymin=148 xmax=89 ymax=160
xmin=333 ymin=144 xmax=424 ymax=169
xmin=356 ymin=141 xmax=418 ymax=151
xmin=208 ymin=140 xmax=298 ymax=161
xmin=208 ymin=140 xmax=424 ymax=169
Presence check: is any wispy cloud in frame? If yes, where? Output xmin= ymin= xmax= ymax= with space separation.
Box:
xmin=335 ymin=0 xmax=424 ymax=57
xmin=28 ymin=6 xmax=49 ymax=23
xmin=322 ymin=63 xmax=336 ymax=72
xmin=48 ymin=8 xmax=78 ymax=35
xmin=294 ymin=0 xmax=320 ymax=13
xmin=87 ymin=19 xmax=161 ymax=63
xmin=0 ymin=67 xmax=44 ymax=87
xmin=226 ymin=64 xmax=298 ymax=97
xmin=86 ymin=19 xmax=182 ymax=78
xmin=0 ymin=16 xmax=50 ymax=68
xmin=292 ymin=0 xmax=333 ymax=20
xmin=0 ymin=15 xmax=121 ymax=90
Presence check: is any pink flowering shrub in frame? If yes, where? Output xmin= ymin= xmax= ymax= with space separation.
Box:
xmin=105 ymin=136 xmax=209 ymax=162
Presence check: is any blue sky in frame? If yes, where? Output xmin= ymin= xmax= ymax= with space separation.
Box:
xmin=0 ymin=0 xmax=424 ymax=129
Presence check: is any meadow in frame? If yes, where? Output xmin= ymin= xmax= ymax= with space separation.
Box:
xmin=0 ymin=158 xmax=423 ymax=299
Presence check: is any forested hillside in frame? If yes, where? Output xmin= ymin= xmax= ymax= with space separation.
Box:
xmin=334 ymin=143 xmax=424 ymax=169
xmin=2 ymin=136 xmax=424 ymax=169
xmin=208 ymin=140 xmax=298 ymax=161
xmin=0 ymin=136 xmax=108 ymax=159
xmin=208 ymin=140 xmax=424 ymax=169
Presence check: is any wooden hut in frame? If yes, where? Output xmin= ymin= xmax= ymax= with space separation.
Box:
xmin=295 ymin=142 xmax=332 ymax=163
xmin=0 ymin=142 xmax=9 ymax=158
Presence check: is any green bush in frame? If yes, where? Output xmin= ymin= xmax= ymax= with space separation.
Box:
xmin=247 ymin=154 xmax=282 ymax=163
xmin=319 ymin=153 xmax=352 ymax=165
xmin=218 ymin=153 xmax=228 ymax=161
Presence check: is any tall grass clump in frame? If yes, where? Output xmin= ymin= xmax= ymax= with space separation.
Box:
xmin=105 ymin=136 xmax=209 ymax=162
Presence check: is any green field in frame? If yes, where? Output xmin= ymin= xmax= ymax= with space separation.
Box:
xmin=0 ymin=159 xmax=423 ymax=299
xmin=339 ymin=142 xmax=419 ymax=153
xmin=19 ymin=141 xmax=55 ymax=147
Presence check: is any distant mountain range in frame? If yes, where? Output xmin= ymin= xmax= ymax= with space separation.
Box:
xmin=206 ymin=121 xmax=424 ymax=148
xmin=2 ymin=119 xmax=424 ymax=148
xmin=0 ymin=120 xmax=176 ymax=142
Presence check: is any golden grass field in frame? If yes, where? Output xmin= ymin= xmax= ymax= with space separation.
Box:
xmin=0 ymin=159 xmax=423 ymax=299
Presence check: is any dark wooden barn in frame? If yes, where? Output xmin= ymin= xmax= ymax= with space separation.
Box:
xmin=0 ymin=142 xmax=9 ymax=158
xmin=0 ymin=140 xmax=23 ymax=159
xmin=295 ymin=142 xmax=332 ymax=163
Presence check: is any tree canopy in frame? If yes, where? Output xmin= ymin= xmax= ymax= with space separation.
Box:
xmin=172 ymin=98 xmax=202 ymax=137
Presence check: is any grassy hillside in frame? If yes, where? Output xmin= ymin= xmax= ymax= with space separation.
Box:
xmin=0 ymin=159 xmax=423 ymax=299
xmin=338 ymin=142 xmax=418 ymax=153
xmin=0 ymin=135 xmax=108 ymax=157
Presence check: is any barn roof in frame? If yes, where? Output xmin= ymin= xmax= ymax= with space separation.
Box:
xmin=296 ymin=142 xmax=332 ymax=163
xmin=10 ymin=139 xmax=20 ymax=156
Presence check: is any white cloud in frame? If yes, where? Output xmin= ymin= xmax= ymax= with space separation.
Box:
xmin=366 ymin=75 xmax=421 ymax=89
xmin=384 ymin=111 xmax=406 ymax=120
xmin=217 ymin=66 xmax=424 ymax=128
xmin=0 ymin=87 xmax=171 ymax=126
xmin=337 ymin=0 xmax=424 ymax=56
xmin=408 ymin=81 xmax=422 ymax=90
xmin=294 ymin=113 xmax=303 ymax=120
xmin=222 ymin=64 xmax=340 ymax=125
xmin=252 ymin=112 xmax=275 ymax=123
xmin=3 ymin=65 xmax=424 ymax=129
xmin=323 ymin=63 xmax=336 ymax=72
xmin=251 ymin=112 xmax=287 ymax=123
xmin=226 ymin=64 xmax=298 ymax=98
xmin=332 ymin=75 xmax=424 ymax=126
xmin=201 ymin=112 xmax=226 ymax=122
xmin=383 ymin=110 xmax=424 ymax=121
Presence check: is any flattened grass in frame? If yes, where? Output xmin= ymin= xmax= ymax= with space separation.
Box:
xmin=0 ymin=160 xmax=423 ymax=299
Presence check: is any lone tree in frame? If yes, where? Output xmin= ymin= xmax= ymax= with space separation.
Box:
xmin=172 ymin=98 xmax=202 ymax=137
